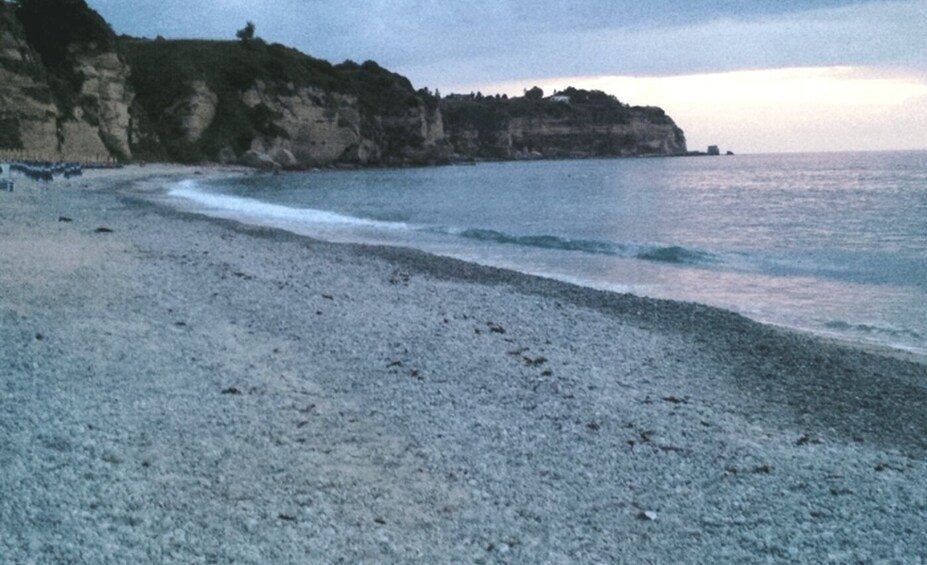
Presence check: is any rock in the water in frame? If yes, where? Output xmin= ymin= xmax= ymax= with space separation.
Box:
xmin=240 ymin=150 xmax=280 ymax=170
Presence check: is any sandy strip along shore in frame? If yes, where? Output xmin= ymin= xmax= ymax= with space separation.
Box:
xmin=1 ymin=166 xmax=925 ymax=563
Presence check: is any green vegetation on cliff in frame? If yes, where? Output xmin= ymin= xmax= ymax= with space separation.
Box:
xmin=121 ymin=38 xmax=439 ymax=163
xmin=15 ymin=0 xmax=116 ymax=68
xmin=14 ymin=0 xmax=116 ymax=114
xmin=122 ymin=38 xmax=333 ymax=161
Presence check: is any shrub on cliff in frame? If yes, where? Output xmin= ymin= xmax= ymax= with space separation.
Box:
xmin=334 ymin=59 xmax=432 ymax=117
xmin=15 ymin=0 xmax=116 ymax=70
xmin=122 ymin=38 xmax=345 ymax=161
xmin=14 ymin=0 xmax=118 ymax=117
xmin=524 ymin=86 xmax=544 ymax=100
xmin=236 ymin=21 xmax=256 ymax=42
xmin=122 ymin=36 xmax=439 ymax=163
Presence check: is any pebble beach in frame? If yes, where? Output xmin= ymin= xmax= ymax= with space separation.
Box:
xmin=1 ymin=166 xmax=926 ymax=563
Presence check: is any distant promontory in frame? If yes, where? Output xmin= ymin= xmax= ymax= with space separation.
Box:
xmin=0 ymin=0 xmax=687 ymax=167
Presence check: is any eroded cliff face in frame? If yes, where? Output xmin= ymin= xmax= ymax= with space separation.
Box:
xmin=443 ymin=99 xmax=687 ymax=161
xmin=375 ymin=104 xmax=449 ymax=164
xmin=240 ymin=81 xmax=374 ymax=167
xmin=0 ymin=13 xmax=58 ymax=156
xmin=506 ymin=115 xmax=685 ymax=158
xmin=1 ymin=3 xmax=136 ymax=161
xmin=69 ymin=48 xmax=135 ymax=158
xmin=51 ymin=48 xmax=135 ymax=161
xmin=218 ymin=80 xmax=449 ymax=169
xmin=170 ymin=80 xmax=218 ymax=144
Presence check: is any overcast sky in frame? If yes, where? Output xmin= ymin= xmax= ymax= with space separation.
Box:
xmin=88 ymin=0 xmax=927 ymax=153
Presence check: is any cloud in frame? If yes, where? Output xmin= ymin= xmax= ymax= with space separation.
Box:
xmin=89 ymin=0 xmax=926 ymax=89
xmin=410 ymin=0 xmax=927 ymax=88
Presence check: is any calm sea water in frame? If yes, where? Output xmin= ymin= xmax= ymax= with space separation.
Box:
xmin=167 ymin=151 xmax=927 ymax=355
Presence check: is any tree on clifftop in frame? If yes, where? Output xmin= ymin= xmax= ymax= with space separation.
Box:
xmin=236 ymin=21 xmax=255 ymax=42
xmin=524 ymin=86 xmax=544 ymax=100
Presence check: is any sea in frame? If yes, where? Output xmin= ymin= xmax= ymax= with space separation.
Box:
xmin=166 ymin=151 xmax=927 ymax=356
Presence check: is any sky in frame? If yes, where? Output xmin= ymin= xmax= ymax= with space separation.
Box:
xmin=87 ymin=0 xmax=927 ymax=153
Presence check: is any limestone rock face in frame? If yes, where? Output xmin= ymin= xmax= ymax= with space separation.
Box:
xmin=632 ymin=123 xmax=686 ymax=154
xmin=447 ymin=108 xmax=686 ymax=159
xmin=506 ymin=115 xmax=686 ymax=158
xmin=143 ymin=74 xmax=455 ymax=168
xmin=240 ymin=149 xmax=281 ymax=170
xmin=236 ymin=80 xmax=449 ymax=168
xmin=0 ymin=25 xmax=137 ymax=160
xmin=242 ymin=81 xmax=372 ymax=167
xmin=170 ymin=80 xmax=218 ymax=143
xmin=0 ymin=18 xmax=58 ymax=156
xmin=375 ymin=105 xmax=450 ymax=163
xmin=68 ymin=48 xmax=136 ymax=159
xmin=56 ymin=119 xmax=109 ymax=159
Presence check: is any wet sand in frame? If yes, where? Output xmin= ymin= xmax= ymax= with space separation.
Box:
xmin=1 ymin=166 xmax=925 ymax=563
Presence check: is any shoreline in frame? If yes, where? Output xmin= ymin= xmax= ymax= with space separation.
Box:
xmin=2 ymin=165 xmax=926 ymax=562
xmin=155 ymin=164 xmax=927 ymax=366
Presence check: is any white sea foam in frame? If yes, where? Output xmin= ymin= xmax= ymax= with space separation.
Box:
xmin=168 ymin=180 xmax=409 ymax=230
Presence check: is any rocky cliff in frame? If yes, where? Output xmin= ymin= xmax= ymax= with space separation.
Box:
xmin=121 ymin=39 xmax=451 ymax=168
xmin=1 ymin=0 xmax=140 ymax=161
xmin=441 ymin=88 xmax=686 ymax=160
xmin=0 ymin=5 xmax=58 ymax=156
xmin=1 ymin=0 xmax=686 ymax=167
xmin=237 ymin=78 xmax=447 ymax=168
xmin=66 ymin=48 xmax=135 ymax=159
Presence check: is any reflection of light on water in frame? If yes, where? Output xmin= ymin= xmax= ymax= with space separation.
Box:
xmin=490 ymin=250 xmax=927 ymax=355
xmin=634 ymin=267 xmax=926 ymax=355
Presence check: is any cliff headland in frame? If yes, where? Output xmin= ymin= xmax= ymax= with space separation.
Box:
xmin=1 ymin=0 xmax=687 ymax=168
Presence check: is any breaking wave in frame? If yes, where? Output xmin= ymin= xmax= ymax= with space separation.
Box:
xmin=171 ymin=181 xmax=720 ymax=268
xmin=450 ymin=228 xmax=717 ymax=265
xmin=635 ymin=245 xmax=716 ymax=265
xmin=168 ymin=180 xmax=409 ymax=230
xmin=824 ymin=320 xmax=924 ymax=341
